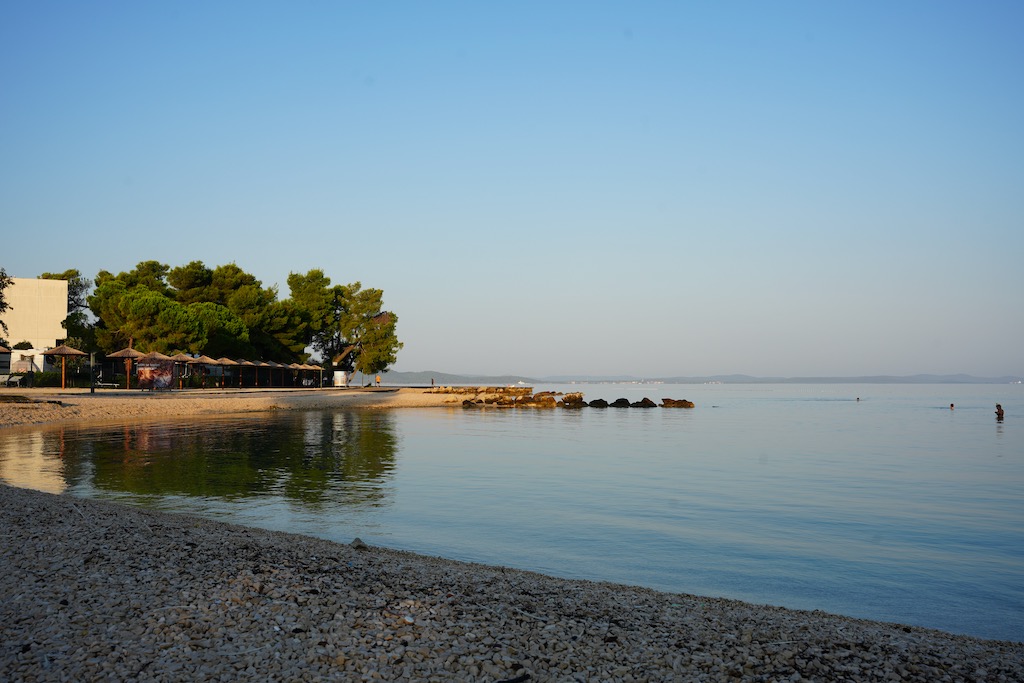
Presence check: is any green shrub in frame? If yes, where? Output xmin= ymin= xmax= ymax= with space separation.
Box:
xmin=33 ymin=371 xmax=61 ymax=387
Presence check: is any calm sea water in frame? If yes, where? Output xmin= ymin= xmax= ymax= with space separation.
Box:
xmin=1 ymin=383 xmax=1021 ymax=642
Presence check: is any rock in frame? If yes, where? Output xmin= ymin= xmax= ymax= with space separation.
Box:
xmin=517 ymin=394 xmax=558 ymax=409
xmin=588 ymin=399 xmax=609 ymax=408
xmin=610 ymin=398 xmax=631 ymax=408
xmin=3 ymin=484 xmax=1022 ymax=683
xmin=631 ymin=398 xmax=658 ymax=408
xmin=559 ymin=393 xmax=587 ymax=409
xmin=661 ymin=399 xmax=695 ymax=408
xmin=350 ymin=538 xmax=369 ymax=550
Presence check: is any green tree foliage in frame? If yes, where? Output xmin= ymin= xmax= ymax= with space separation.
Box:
xmin=40 ymin=269 xmax=94 ymax=348
xmin=87 ymin=278 xmax=129 ymax=350
xmin=354 ymin=311 xmax=402 ymax=376
xmin=189 ymin=302 xmax=250 ymax=357
xmin=339 ymin=283 xmax=403 ymax=376
xmin=101 ymin=260 xmax=173 ymax=297
xmin=250 ymin=300 xmax=308 ymax=361
xmin=166 ymin=261 xmax=213 ymax=304
xmin=0 ymin=266 xmax=12 ymax=342
xmin=86 ymin=261 xmax=400 ymax=368
xmin=168 ymin=262 xmax=303 ymax=361
xmin=286 ymin=272 xmax=403 ymax=375
xmin=287 ymin=269 xmax=344 ymax=361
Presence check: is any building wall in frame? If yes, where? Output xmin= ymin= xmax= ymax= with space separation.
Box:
xmin=2 ymin=277 xmax=69 ymax=350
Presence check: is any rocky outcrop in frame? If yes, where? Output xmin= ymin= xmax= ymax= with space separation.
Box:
xmin=661 ymin=398 xmax=695 ymax=408
xmin=457 ymin=390 xmax=694 ymax=410
xmin=558 ymin=393 xmax=587 ymax=409
xmin=631 ymin=397 xmax=658 ymax=408
xmin=516 ymin=393 xmax=558 ymax=409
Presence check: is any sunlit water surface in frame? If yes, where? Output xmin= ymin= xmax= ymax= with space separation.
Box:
xmin=1 ymin=383 xmax=1021 ymax=641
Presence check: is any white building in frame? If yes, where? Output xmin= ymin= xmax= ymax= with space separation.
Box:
xmin=2 ymin=277 xmax=69 ymax=372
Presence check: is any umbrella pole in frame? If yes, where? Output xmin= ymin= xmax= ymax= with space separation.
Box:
xmin=61 ymin=357 xmax=67 ymax=389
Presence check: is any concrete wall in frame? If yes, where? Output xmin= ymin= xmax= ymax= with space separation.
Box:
xmin=9 ymin=348 xmax=51 ymax=373
xmin=2 ymin=278 xmax=69 ymax=350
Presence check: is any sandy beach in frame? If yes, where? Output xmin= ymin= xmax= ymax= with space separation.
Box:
xmin=2 ymin=387 xmax=1023 ymax=681
xmin=0 ymin=386 xmax=468 ymax=430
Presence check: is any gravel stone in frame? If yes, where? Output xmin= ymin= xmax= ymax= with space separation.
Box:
xmin=2 ymin=483 xmax=1021 ymax=682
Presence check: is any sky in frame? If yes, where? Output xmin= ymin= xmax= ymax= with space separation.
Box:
xmin=2 ymin=2 xmax=1022 ymax=378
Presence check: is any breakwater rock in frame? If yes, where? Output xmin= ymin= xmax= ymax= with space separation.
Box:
xmin=661 ymin=398 xmax=696 ymax=408
xmin=453 ymin=389 xmax=697 ymax=410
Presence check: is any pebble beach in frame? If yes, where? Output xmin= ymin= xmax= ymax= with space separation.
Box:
xmin=2 ymin=388 xmax=1023 ymax=681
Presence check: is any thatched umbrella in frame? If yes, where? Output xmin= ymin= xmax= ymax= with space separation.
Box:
xmin=238 ymin=359 xmax=257 ymax=388
xmin=300 ymin=363 xmax=323 ymax=388
xmin=0 ymin=345 xmax=10 ymax=353
xmin=255 ymin=361 xmax=272 ymax=388
xmin=170 ymin=353 xmax=193 ymax=389
xmin=188 ymin=355 xmax=220 ymax=388
xmin=107 ymin=347 xmax=146 ymax=389
xmin=44 ymin=344 xmax=88 ymax=389
xmin=264 ymin=361 xmax=283 ymax=387
xmin=216 ymin=357 xmax=239 ymax=388
xmin=287 ymin=362 xmax=302 ymax=387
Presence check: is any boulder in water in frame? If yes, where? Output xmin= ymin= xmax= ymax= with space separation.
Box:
xmin=661 ymin=398 xmax=695 ymax=408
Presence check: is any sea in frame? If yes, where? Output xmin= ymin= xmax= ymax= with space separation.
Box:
xmin=1 ymin=382 xmax=1021 ymax=642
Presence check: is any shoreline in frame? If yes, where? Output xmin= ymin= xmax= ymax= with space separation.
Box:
xmin=3 ymin=388 xmax=1023 ymax=679
xmin=2 ymin=484 xmax=1021 ymax=681
xmin=0 ymin=386 xmax=469 ymax=430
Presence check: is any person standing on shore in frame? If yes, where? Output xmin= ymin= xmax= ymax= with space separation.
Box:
xmin=995 ymin=404 xmax=1004 ymax=421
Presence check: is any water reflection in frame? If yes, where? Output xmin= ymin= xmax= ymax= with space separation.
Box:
xmin=0 ymin=428 xmax=69 ymax=494
xmin=0 ymin=411 xmax=399 ymax=509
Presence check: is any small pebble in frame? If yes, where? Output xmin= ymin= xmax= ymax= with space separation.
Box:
xmin=2 ymin=484 xmax=1021 ymax=682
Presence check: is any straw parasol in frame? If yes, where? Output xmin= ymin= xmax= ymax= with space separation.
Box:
xmin=299 ymin=363 xmax=322 ymax=388
xmin=107 ymin=347 xmax=146 ymax=389
xmin=238 ymin=359 xmax=257 ymax=387
xmin=0 ymin=345 xmax=10 ymax=353
xmin=169 ymin=353 xmax=193 ymax=388
xmin=255 ymin=361 xmax=272 ymax=387
xmin=216 ymin=357 xmax=239 ymax=388
xmin=263 ymin=360 xmax=283 ymax=387
xmin=187 ymin=355 xmax=220 ymax=388
xmin=43 ymin=344 xmax=88 ymax=389
xmin=286 ymin=363 xmax=302 ymax=387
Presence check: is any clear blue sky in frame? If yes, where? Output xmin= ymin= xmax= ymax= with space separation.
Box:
xmin=3 ymin=2 xmax=1022 ymax=377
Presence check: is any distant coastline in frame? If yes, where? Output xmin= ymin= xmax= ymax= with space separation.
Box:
xmin=383 ymin=371 xmax=1024 ymax=386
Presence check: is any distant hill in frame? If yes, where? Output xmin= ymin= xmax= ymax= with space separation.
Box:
xmin=379 ymin=370 xmax=537 ymax=386
xmin=382 ymin=370 xmax=1023 ymax=385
